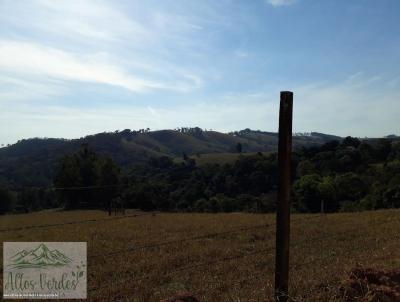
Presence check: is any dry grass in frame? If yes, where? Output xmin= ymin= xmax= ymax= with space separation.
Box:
xmin=0 ymin=209 xmax=399 ymax=301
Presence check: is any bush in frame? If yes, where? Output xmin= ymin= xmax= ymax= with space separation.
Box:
xmin=359 ymin=195 xmax=378 ymax=210
xmin=0 ymin=187 xmax=14 ymax=214
xmin=259 ymin=193 xmax=276 ymax=213
xmin=194 ymin=198 xmax=208 ymax=212
xmin=340 ymin=200 xmax=362 ymax=212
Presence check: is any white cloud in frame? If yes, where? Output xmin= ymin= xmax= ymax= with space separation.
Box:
xmin=0 ymin=0 xmax=207 ymax=98
xmin=0 ymin=75 xmax=67 ymax=101
xmin=0 ymin=0 xmax=398 ymax=145
xmin=0 ymin=40 xmax=202 ymax=93
xmin=0 ymin=40 xmax=157 ymax=92
xmin=267 ymin=0 xmax=298 ymax=7
xmin=292 ymin=75 xmax=400 ymax=137
xmin=1 ymin=73 xmax=399 ymax=145
xmin=0 ymin=0 xmax=148 ymax=43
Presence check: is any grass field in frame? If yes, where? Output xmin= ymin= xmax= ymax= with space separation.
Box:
xmin=0 ymin=209 xmax=399 ymax=301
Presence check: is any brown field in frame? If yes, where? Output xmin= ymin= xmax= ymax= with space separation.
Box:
xmin=0 ymin=209 xmax=399 ymax=301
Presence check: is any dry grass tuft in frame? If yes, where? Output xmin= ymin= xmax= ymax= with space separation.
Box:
xmin=340 ymin=267 xmax=400 ymax=302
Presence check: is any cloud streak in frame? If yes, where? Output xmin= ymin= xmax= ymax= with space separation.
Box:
xmin=0 ymin=41 xmax=161 ymax=92
xmin=0 ymin=0 xmax=206 ymax=97
xmin=0 ymin=39 xmax=203 ymax=94
xmin=267 ymin=0 xmax=298 ymax=7
xmin=0 ymin=0 xmax=399 ymax=145
xmin=2 ymin=73 xmax=399 ymax=145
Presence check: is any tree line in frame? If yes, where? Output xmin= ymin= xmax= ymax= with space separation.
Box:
xmin=0 ymin=137 xmax=399 ymax=214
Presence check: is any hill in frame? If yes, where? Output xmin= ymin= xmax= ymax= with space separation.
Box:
xmin=0 ymin=128 xmax=341 ymax=187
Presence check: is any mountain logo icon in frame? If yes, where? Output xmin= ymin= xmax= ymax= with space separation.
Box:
xmin=8 ymin=243 xmax=72 ymax=269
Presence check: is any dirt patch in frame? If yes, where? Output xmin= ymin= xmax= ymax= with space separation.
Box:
xmin=341 ymin=267 xmax=400 ymax=302
xmin=160 ymin=291 xmax=200 ymax=302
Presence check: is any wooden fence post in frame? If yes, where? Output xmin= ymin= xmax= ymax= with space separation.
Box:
xmin=274 ymin=91 xmax=293 ymax=302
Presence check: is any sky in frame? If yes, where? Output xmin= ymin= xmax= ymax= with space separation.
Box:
xmin=0 ymin=0 xmax=399 ymax=145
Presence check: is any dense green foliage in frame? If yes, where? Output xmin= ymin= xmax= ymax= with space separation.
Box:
xmin=0 ymin=129 xmax=340 ymax=188
xmin=116 ymin=137 xmax=400 ymax=213
xmin=120 ymin=153 xmax=278 ymax=212
xmin=1 ymin=136 xmax=399 ymax=214
xmin=0 ymin=186 xmax=57 ymax=214
xmin=54 ymin=144 xmax=120 ymax=210
xmin=293 ymin=138 xmax=400 ymax=212
xmin=0 ymin=187 xmax=15 ymax=214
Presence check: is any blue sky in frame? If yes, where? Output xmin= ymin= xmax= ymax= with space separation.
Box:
xmin=0 ymin=0 xmax=399 ymax=145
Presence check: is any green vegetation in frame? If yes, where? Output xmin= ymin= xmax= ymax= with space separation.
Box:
xmin=0 ymin=128 xmax=341 ymax=188
xmin=175 ymin=152 xmax=270 ymax=166
xmin=54 ymin=144 xmax=120 ymax=211
xmin=1 ymin=135 xmax=400 ymax=215
xmin=120 ymin=137 xmax=400 ymax=213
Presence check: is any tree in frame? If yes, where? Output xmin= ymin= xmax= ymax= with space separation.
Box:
xmin=77 ymin=145 xmax=98 ymax=208
xmin=341 ymin=136 xmax=361 ymax=148
xmin=320 ymin=140 xmax=340 ymax=152
xmin=54 ymin=145 xmax=121 ymax=210
xmin=149 ymin=156 xmax=174 ymax=169
xmin=318 ymin=176 xmax=337 ymax=212
xmin=389 ymin=142 xmax=400 ymax=161
xmin=374 ymin=139 xmax=392 ymax=162
xmin=17 ymin=188 xmax=40 ymax=212
xmin=382 ymin=184 xmax=400 ymax=208
xmin=236 ymin=142 xmax=242 ymax=153
xmin=335 ymin=172 xmax=366 ymax=204
xmin=358 ymin=142 xmax=375 ymax=163
xmin=335 ymin=148 xmax=362 ymax=172
xmin=294 ymin=174 xmax=337 ymax=213
xmin=293 ymin=174 xmax=322 ymax=213
xmin=0 ymin=187 xmax=14 ymax=214
xmin=214 ymin=194 xmax=236 ymax=212
xmin=98 ymin=157 xmax=120 ymax=214
xmin=54 ymin=154 xmax=80 ymax=209
xmin=194 ymin=198 xmax=208 ymax=212
xmin=296 ymin=160 xmax=316 ymax=177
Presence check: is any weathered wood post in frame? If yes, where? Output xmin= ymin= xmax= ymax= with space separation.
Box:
xmin=274 ymin=91 xmax=293 ymax=302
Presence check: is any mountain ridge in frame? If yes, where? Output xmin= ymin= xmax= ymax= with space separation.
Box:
xmin=0 ymin=128 xmax=343 ymax=187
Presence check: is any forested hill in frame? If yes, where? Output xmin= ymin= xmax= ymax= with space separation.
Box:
xmin=0 ymin=128 xmax=341 ymax=187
